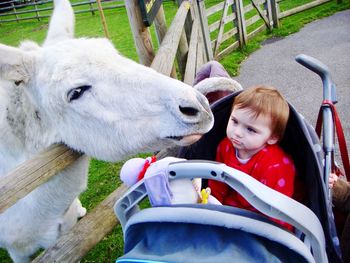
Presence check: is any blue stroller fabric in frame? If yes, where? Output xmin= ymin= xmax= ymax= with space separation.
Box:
xmin=118 ymin=205 xmax=312 ymax=263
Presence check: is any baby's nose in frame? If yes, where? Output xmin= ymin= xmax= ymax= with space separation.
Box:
xmin=234 ymin=127 xmax=243 ymax=137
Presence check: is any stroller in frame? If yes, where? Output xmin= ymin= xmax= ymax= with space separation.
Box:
xmin=114 ymin=54 xmax=344 ymax=263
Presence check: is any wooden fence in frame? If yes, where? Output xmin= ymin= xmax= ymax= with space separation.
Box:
xmin=201 ymin=0 xmax=337 ymax=60
xmin=0 ymin=0 xmax=343 ymax=262
xmin=0 ymin=0 xmax=125 ymax=23
xmin=0 ymin=0 xmax=178 ymax=23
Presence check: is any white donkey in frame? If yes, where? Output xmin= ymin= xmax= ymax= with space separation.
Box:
xmin=0 ymin=0 xmax=218 ymax=262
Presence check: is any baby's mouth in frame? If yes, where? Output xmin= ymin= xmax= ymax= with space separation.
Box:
xmin=232 ymin=139 xmax=242 ymax=145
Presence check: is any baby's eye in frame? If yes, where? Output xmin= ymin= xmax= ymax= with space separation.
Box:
xmin=231 ymin=118 xmax=238 ymax=124
xmin=247 ymin=127 xmax=257 ymax=133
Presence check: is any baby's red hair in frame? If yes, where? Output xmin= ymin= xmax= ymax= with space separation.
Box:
xmin=233 ymin=85 xmax=289 ymax=141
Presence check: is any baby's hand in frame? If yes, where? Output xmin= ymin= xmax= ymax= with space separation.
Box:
xmin=329 ymin=173 xmax=338 ymax=189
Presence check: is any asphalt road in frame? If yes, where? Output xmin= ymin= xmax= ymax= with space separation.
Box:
xmin=234 ymin=9 xmax=350 ymax=161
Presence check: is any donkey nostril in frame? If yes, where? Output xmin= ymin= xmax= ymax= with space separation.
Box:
xmin=179 ymin=106 xmax=199 ymax=116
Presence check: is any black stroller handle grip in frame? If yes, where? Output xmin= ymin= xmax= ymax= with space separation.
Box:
xmin=115 ymin=160 xmax=328 ymax=263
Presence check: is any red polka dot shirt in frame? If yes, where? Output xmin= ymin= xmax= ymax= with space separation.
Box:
xmin=209 ymin=137 xmax=296 ymax=231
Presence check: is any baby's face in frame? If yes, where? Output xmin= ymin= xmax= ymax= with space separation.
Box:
xmin=226 ymin=107 xmax=278 ymax=159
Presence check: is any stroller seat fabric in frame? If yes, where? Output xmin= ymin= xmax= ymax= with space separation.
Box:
xmin=117 ymin=205 xmax=314 ymax=263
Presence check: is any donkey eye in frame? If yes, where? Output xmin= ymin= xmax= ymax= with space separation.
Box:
xmin=67 ymin=85 xmax=91 ymax=102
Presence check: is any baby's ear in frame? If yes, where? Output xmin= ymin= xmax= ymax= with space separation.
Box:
xmin=267 ymin=136 xmax=279 ymax=145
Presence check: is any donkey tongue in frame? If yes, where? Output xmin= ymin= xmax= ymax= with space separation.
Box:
xmin=180 ymin=134 xmax=203 ymax=145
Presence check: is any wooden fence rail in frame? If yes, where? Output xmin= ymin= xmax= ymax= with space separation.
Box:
xmin=0 ymin=144 xmax=81 ymax=214
xmin=32 ymin=184 xmax=129 ymax=263
xmin=0 ymin=0 xmax=125 ymax=23
xmin=0 ymin=3 xmax=122 ymax=17
xmin=0 ymin=0 xmax=179 ymax=23
xmin=279 ymin=0 xmax=331 ymax=18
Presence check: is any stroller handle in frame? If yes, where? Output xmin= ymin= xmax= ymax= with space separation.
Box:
xmin=295 ymin=54 xmax=337 ymax=103
xmin=115 ymin=160 xmax=328 ymax=263
xmin=296 ymin=54 xmax=336 ymax=186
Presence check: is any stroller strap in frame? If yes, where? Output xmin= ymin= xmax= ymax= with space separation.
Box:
xmin=315 ymin=99 xmax=350 ymax=181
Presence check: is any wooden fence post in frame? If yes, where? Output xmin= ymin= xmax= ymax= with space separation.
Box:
xmin=97 ymin=0 xmax=110 ymax=39
xmin=196 ymin=23 xmax=205 ymax=70
xmin=213 ymin=0 xmax=230 ymax=56
xmin=184 ymin=18 xmax=199 ymax=85
xmin=197 ymin=0 xmax=213 ymax=61
xmin=125 ymin=0 xmax=155 ymax=66
xmin=154 ymin=6 xmax=167 ymax=41
xmin=89 ymin=0 xmax=95 ymax=15
xmin=233 ymin=0 xmax=247 ymax=47
xmin=190 ymin=0 xmax=208 ymax=65
xmin=251 ymin=0 xmax=272 ymax=30
xmin=180 ymin=0 xmax=194 ymax=43
xmin=269 ymin=0 xmax=280 ymax=28
xmin=176 ymin=29 xmax=190 ymax=79
xmin=11 ymin=0 xmax=19 ymax=23
xmin=265 ymin=0 xmax=273 ymax=29
xmin=154 ymin=5 xmax=178 ymax=78
xmin=151 ymin=1 xmax=190 ymax=76
xmin=176 ymin=0 xmax=192 ymax=79
xmin=34 ymin=0 xmax=41 ymax=21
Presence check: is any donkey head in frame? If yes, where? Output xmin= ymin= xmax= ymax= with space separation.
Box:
xmin=0 ymin=0 xmax=214 ymax=161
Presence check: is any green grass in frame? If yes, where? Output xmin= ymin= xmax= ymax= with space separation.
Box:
xmin=0 ymin=0 xmax=349 ymax=262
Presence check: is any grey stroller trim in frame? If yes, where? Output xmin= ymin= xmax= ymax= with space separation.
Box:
xmin=115 ymin=160 xmax=328 ymax=263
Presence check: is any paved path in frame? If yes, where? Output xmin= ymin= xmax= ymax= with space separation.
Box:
xmin=235 ymin=9 xmax=350 ymax=159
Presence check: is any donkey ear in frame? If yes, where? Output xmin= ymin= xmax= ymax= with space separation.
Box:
xmin=0 ymin=44 xmax=33 ymax=84
xmin=43 ymin=0 xmax=75 ymax=46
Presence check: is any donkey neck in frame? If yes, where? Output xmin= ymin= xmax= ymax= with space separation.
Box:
xmin=0 ymin=83 xmax=55 ymax=176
